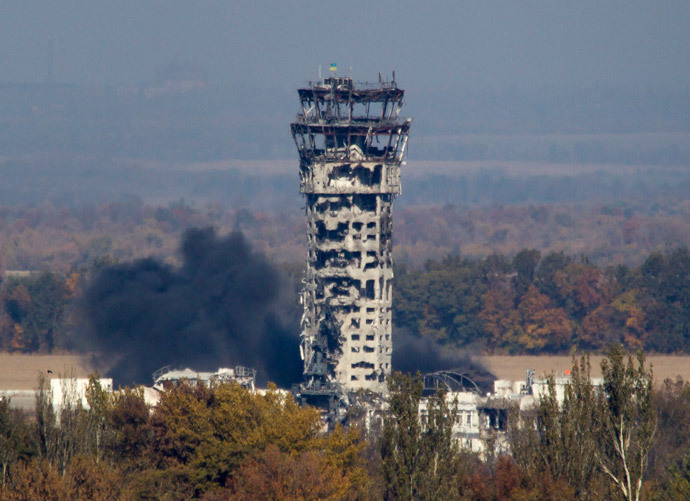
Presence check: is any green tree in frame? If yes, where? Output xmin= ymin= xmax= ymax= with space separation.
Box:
xmin=510 ymin=355 xmax=603 ymax=498
xmin=640 ymin=247 xmax=690 ymax=352
xmin=534 ymin=251 xmax=573 ymax=301
xmin=417 ymin=384 xmax=464 ymax=500
xmin=598 ymin=345 xmax=656 ymax=501
xmin=647 ymin=378 xmax=690 ymax=499
xmin=380 ymin=372 xmax=465 ymax=500
xmin=380 ymin=372 xmax=424 ymax=500
xmin=0 ymin=397 xmax=17 ymax=488
xmin=394 ymin=257 xmax=486 ymax=346
xmin=512 ymin=248 xmax=541 ymax=299
xmin=84 ymin=375 xmax=113 ymax=464
xmin=33 ymin=373 xmax=58 ymax=465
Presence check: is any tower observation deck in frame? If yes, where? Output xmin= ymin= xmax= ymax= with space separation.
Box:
xmin=291 ymin=74 xmax=412 ymax=408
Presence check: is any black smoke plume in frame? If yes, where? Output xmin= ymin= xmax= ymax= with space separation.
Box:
xmin=80 ymin=228 xmax=302 ymax=387
xmin=392 ymin=328 xmax=496 ymax=394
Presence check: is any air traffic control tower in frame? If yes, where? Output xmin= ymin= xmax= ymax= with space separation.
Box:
xmin=291 ymin=74 xmax=411 ymax=412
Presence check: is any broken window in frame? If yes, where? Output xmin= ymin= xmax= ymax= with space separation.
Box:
xmin=351 ymin=361 xmax=375 ymax=370
xmin=330 ymin=164 xmax=382 ymax=187
xmin=364 ymin=280 xmax=375 ymax=299
xmin=352 ymin=195 xmax=377 ymax=212
xmin=364 ymin=252 xmax=380 ymax=271
xmin=315 ymin=249 xmax=361 ymax=269
xmin=313 ymin=133 xmax=325 ymax=154
xmin=315 ymin=221 xmax=348 ymax=242
xmin=325 ymin=133 xmax=348 ymax=149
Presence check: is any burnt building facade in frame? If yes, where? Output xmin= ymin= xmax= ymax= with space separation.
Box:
xmin=291 ymin=74 xmax=411 ymax=408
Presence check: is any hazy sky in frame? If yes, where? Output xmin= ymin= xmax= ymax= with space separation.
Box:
xmin=2 ymin=1 xmax=689 ymax=90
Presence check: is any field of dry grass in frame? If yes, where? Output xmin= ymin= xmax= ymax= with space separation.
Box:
xmin=1 ymin=353 xmax=688 ymax=392
xmin=479 ymin=354 xmax=690 ymax=386
xmin=0 ymin=353 xmax=97 ymax=390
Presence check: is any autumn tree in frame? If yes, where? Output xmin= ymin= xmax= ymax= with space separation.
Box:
xmin=2 ymin=458 xmax=67 ymax=501
xmin=479 ymin=281 xmax=515 ymax=351
xmin=144 ymin=381 xmax=323 ymax=496
xmin=108 ymin=387 xmax=151 ymax=466
xmin=230 ymin=444 xmax=349 ymax=501
xmin=553 ymin=262 xmax=603 ymax=321
xmin=231 ymin=426 xmax=370 ymax=501
xmin=514 ymin=285 xmax=571 ymax=352
xmin=481 ymin=284 xmax=571 ymax=353
xmin=1 ymin=273 xmax=70 ymax=352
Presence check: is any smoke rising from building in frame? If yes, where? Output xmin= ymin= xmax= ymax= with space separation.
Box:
xmin=79 ymin=226 xmax=493 ymax=393
xmin=392 ymin=329 xmax=496 ymax=394
xmin=80 ymin=227 xmax=302 ymax=387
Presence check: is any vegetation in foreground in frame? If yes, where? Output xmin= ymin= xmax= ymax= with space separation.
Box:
xmin=0 ymin=347 xmax=689 ymax=500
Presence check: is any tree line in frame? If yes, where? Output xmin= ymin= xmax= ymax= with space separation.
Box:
xmin=0 ymin=246 xmax=689 ymax=356
xmin=3 ymin=199 xmax=690 ymax=273
xmin=394 ymin=246 xmax=690 ymax=354
xmin=0 ymin=347 xmax=689 ymax=499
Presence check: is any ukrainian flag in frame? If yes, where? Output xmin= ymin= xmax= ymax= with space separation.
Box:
xmin=329 ymin=63 xmax=337 ymax=72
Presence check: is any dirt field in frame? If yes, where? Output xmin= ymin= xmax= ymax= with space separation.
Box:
xmin=0 ymin=353 xmax=98 ymax=390
xmin=479 ymin=355 xmax=690 ymax=385
xmin=1 ymin=353 xmax=689 ymax=392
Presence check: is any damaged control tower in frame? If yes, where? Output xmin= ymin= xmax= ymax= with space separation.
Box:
xmin=291 ymin=74 xmax=411 ymax=411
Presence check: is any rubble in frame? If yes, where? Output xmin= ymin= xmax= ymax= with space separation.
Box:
xmin=152 ymin=365 xmax=256 ymax=392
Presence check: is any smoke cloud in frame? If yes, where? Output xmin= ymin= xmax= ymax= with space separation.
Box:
xmin=80 ymin=227 xmax=494 ymax=392
xmin=392 ymin=328 xmax=496 ymax=394
xmin=80 ymin=228 xmax=302 ymax=388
